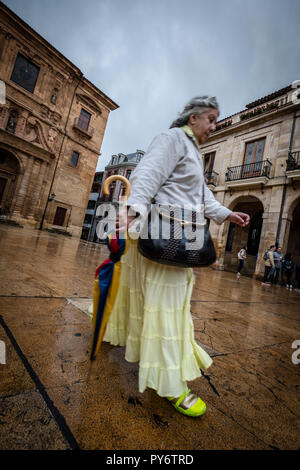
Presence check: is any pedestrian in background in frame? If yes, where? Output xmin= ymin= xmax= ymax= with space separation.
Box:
xmin=237 ymin=246 xmax=247 ymax=280
xmin=272 ymin=246 xmax=283 ymax=286
xmin=261 ymin=245 xmax=276 ymax=286
xmin=282 ymin=253 xmax=294 ymax=289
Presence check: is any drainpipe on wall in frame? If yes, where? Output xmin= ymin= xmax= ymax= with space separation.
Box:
xmin=275 ymin=110 xmax=298 ymax=245
xmin=39 ymin=72 xmax=83 ymax=231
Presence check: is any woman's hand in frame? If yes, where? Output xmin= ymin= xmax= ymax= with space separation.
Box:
xmin=227 ymin=211 xmax=250 ymax=227
xmin=116 ymin=206 xmax=136 ymax=233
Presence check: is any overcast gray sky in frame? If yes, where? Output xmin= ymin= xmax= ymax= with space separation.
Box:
xmin=3 ymin=0 xmax=300 ymax=170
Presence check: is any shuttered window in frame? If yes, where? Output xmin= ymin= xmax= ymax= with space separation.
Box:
xmin=78 ymin=108 xmax=91 ymax=131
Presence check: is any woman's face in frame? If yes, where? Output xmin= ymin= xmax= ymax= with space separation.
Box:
xmin=188 ymin=108 xmax=219 ymax=144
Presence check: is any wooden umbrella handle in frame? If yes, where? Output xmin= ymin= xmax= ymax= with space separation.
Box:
xmin=103 ymin=175 xmax=131 ymax=198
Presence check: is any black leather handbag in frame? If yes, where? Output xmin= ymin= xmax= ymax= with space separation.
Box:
xmin=138 ymin=185 xmax=216 ymax=268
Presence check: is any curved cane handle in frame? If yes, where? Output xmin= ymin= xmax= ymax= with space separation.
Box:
xmin=103 ymin=175 xmax=131 ymax=198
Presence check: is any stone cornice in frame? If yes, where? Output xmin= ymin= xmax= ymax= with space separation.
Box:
xmin=0 ymin=128 xmax=55 ymax=162
xmin=4 ymin=92 xmax=101 ymax=156
xmin=76 ymin=93 xmax=102 ymax=115
xmin=206 ymin=101 xmax=300 ymax=144
xmin=81 ymin=78 xmax=119 ymax=111
xmin=0 ymin=3 xmax=81 ymax=79
xmin=6 ymin=88 xmax=63 ymax=129
xmin=0 ymin=3 xmax=119 ymax=112
xmin=62 ymin=131 xmax=101 ymax=156
xmin=105 ymin=162 xmax=138 ymax=170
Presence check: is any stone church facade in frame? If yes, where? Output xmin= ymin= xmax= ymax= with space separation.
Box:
xmin=0 ymin=2 xmax=118 ymax=237
xmin=202 ymin=82 xmax=300 ymax=277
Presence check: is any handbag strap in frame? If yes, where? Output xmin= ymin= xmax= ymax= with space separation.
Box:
xmin=154 ymin=205 xmax=206 ymax=227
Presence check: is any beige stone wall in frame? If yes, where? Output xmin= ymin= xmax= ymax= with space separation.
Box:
xmin=203 ymin=90 xmax=300 ymax=277
xmin=0 ymin=3 xmax=118 ymax=236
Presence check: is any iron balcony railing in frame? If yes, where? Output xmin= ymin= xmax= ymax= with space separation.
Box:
xmin=205 ymin=170 xmax=219 ymax=186
xmin=225 ymin=159 xmax=272 ymax=182
xmin=286 ymin=151 xmax=300 ymax=171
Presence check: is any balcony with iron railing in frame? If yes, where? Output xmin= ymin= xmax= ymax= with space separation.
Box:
xmin=286 ymin=151 xmax=300 ymax=171
xmin=72 ymin=117 xmax=94 ymax=138
xmin=286 ymin=151 xmax=300 ymax=184
xmin=225 ymin=160 xmax=272 ymax=192
xmin=205 ymin=170 xmax=219 ymax=186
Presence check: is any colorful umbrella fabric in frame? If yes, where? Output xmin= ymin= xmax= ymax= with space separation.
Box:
xmin=89 ymin=175 xmax=130 ymax=361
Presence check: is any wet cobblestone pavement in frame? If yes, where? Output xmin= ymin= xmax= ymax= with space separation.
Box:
xmin=0 ymin=224 xmax=299 ymax=450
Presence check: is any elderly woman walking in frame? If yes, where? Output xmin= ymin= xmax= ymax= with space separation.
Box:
xmin=103 ymin=96 xmax=250 ymax=417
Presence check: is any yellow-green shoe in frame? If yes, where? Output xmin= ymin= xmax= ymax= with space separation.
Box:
xmin=167 ymin=388 xmax=206 ymax=417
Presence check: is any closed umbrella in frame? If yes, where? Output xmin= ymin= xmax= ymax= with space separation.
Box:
xmin=89 ymin=175 xmax=130 ymax=362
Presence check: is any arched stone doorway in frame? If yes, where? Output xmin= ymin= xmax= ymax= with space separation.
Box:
xmin=224 ymin=196 xmax=264 ymax=275
xmin=0 ymin=149 xmax=20 ymax=216
xmin=286 ymin=198 xmax=300 ymax=262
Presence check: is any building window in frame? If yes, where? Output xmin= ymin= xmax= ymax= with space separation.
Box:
xmin=77 ymin=108 xmax=91 ymax=131
xmin=10 ymin=53 xmax=40 ymax=94
xmin=243 ymin=138 xmax=266 ymax=176
xmin=87 ymin=200 xmax=96 ymax=210
xmin=53 ymin=206 xmax=67 ymax=226
xmin=203 ymin=152 xmax=215 ymax=173
xmin=108 ymin=182 xmax=116 ymax=201
xmin=84 ymin=214 xmax=93 ymax=225
xmin=91 ymin=182 xmax=100 ymax=193
xmin=70 ymin=151 xmax=79 ymax=167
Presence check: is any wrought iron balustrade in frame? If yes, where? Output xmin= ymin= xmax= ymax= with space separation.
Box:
xmin=205 ymin=170 xmax=219 ymax=186
xmin=286 ymin=151 xmax=300 ymax=171
xmin=225 ymin=160 xmax=272 ymax=182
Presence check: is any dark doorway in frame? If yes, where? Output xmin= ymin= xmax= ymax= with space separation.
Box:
xmin=0 ymin=177 xmax=7 ymax=202
xmin=287 ymin=202 xmax=300 ymax=262
xmin=53 ymin=206 xmax=67 ymax=226
xmin=247 ymin=211 xmax=263 ymax=255
xmin=224 ymin=198 xmax=264 ymax=275
xmin=0 ymin=149 xmax=20 ymax=215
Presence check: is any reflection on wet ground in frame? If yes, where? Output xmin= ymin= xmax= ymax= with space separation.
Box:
xmin=0 ymin=225 xmax=299 ymax=450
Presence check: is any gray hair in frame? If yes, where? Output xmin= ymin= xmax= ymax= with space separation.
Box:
xmin=170 ymin=96 xmax=219 ymax=128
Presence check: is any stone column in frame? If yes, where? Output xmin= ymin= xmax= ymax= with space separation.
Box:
xmin=254 ymin=212 xmax=275 ymax=277
xmin=213 ymin=221 xmax=229 ymax=271
xmin=1 ymin=33 xmax=15 ymax=79
xmin=15 ymin=110 xmax=29 ymax=139
xmin=24 ymin=158 xmax=43 ymax=219
xmin=0 ymin=106 xmax=9 ymax=129
xmin=33 ymin=161 xmax=49 ymax=220
xmin=279 ymin=214 xmax=292 ymax=253
xmin=12 ymin=156 xmax=34 ymax=220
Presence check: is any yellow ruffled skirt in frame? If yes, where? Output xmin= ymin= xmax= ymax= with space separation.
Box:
xmin=103 ymin=239 xmax=212 ymax=397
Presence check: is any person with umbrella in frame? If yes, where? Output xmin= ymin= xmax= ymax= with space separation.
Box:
xmin=102 ymin=96 xmax=250 ymax=417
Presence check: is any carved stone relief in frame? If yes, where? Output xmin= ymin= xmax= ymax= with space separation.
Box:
xmin=6 ymin=109 xmax=18 ymax=134
xmin=25 ymin=116 xmax=40 ymax=143
xmin=47 ymin=127 xmax=58 ymax=150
